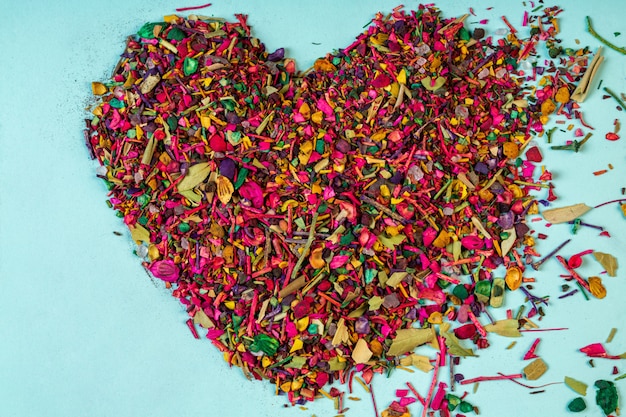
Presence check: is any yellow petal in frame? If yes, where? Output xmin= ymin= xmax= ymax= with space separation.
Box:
xmin=91 ymin=82 xmax=107 ymax=95
xmin=289 ymin=338 xmax=304 ymax=353
xmin=216 ymin=175 xmax=234 ymax=205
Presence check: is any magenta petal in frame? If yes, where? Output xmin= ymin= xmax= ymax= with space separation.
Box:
xmin=149 ymin=260 xmax=180 ymax=282
xmin=329 ymin=255 xmax=350 ymax=269
xmin=395 ymin=389 xmax=409 ymax=397
xmin=205 ymin=329 xmax=224 ymax=340
xmin=579 ymin=343 xmax=607 ymax=357
xmin=423 ymin=227 xmax=437 ymax=247
xmin=399 ymin=397 xmax=416 ymax=407
xmin=461 ymin=235 xmax=484 ymax=250
xmin=239 ymin=180 xmax=264 ymax=208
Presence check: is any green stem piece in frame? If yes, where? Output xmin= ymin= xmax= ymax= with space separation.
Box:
xmin=604 ymin=87 xmax=626 ymax=109
xmin=586 ymin=16 xmax=626 ymax=55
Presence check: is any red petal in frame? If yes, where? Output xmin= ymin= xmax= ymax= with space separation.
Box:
xmin=525 ymin=146 xmax=543 ymax=163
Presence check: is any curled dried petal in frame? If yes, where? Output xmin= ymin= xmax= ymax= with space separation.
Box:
xmin=588 ymin=276 xmax=607 ymax=299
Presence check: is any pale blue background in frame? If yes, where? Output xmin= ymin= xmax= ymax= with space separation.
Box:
xmin=1 ymin=1 xmax=626 ymax=416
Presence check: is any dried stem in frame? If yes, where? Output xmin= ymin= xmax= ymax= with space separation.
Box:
xmin=586 ymin=17 xmax=626 ymax=55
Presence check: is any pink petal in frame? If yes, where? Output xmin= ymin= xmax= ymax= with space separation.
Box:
xmin=461 ymin=235 xmax=484 ymax=250
xmin=239 ymin=180 xmax=264 ymax=208
xmin=329 ymin=255 xmax=350 ymax=269
xmin=149 ymin=260 xmax=180 ymax=282
xmin=580 ymin=343 xmax=607 ymax=357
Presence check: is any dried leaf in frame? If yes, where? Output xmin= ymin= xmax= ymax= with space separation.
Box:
xmin=386 ymin=271 xmax=408 ymax=288
xmin=352 ymin=339 xmax=373 ymax=364
xmin=542 ymin=203 xmax=592 ymax=224
xmin=178 ymin=162 xmax=212 ymax=192
xmin=387 ymin=328 xmax=434 ymax=356
xmin=284 ymin=356 xmax=307 ymax=369
xmin=130 ymin=223 xmax=150 ymax=244
xmin=399 ymin=354 xmax=434 ymax=372
xmin=378 ymin=233 xmax=406 ymax=250
xmin=193 ymin=309 xmax=215 ymax=328
xmin=594 ymin=252 xmax=618 ymax=277
xmin=441 ymin=330 xmax=477 ymax=357
xmin=178 ymin=189 xmax=203 ymax=204
xmin=216 ymin=175 xmax=235 ymax=205
xmin=565 ymin=376 xmax=588 ymax=396
xmin=422 ymin=76 xmax=446 ymax=91
xmin=484 ymin=319 xmax=521 ymax=337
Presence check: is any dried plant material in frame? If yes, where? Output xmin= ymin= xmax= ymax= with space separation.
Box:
xmin=593 ymin=252 xmax=618 ymax=277
xmin=588 ymin=276 xmax=607 ymax=299
xmin=505 ymin=266 xmax=523 ymax=291
xmin=500 ymin=228 xmax=517 ymax=257
xmin=178 ymin=162 xmax=212 ymax=191
xmin=352 ymin=339 xmax=373 ymax=364
xmin=565 ymin=376 xmax=588 ymax=396
xmin=331 ymin=318 xmax=350 ymax=347
xmin=309 ymin=247 xmax=325 ymax=269
xmin=595 ymin=379 xmax=619 ymax=415
xmin=140 ymin=73 xmax=161 ymax=94
xmin=490 ymin=278 xmax=505 ymax=308
xmin=91 ymin=81 xmax=107 ymax=95
xmin=193 ymin=309 xmax=215 ymax=328
xmin=441 ymin=328 xmax=477 ymax=357
xmin=399 ymin=354 xmax=434 ymax=372
xmin=421 ymin=75 xmax=446 ymax=91
xmin=141 ymin=136 xmax=157 ymax=166
xmin=606 ymin=328 xmax=617 ymax=344
xmin=523 ymin=358 xmax=548 ymax=380
xmin=572 ymin=47 xmax=604 ymax=102
xmin=215 ymin=175 xmax=235 ymax=205
xmin=129 ymin=223 xmax=150 ymax=244
xmin=387 ymin=328 xmax=434 ymax=356
xmin=484 ymin=319 xmax=521 ymax=337
xmin=542 ymin=203 xmax=592 ymax=224
xmin=386 ymin=271 xmax=409 ymax=288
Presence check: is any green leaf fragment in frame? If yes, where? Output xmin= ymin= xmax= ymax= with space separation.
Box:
xmin=284 ymin=356 xmax=307 ymax=369
xmin=177 ymin=162 xmax=212 ymax=191
xmin=183 ymin=57 xmax=199 ymax=76
xmin=421 ymin=76 xmax=446 ymax=91
xmin=567 ymin=397 xmax=587 ymax=412
xmin=565 ymin=376 xmax=588 ymax=396
xmin=386 ymin=328 xmax=434 ymax=356
xmin=595 ymin=379 xmax=619 ymax=415
xmin=137 ymin=22 xmax=164 ymax=39
xmin=441 ymin=330 xmax=477 ymax=357
xmin=250 ymin=334 xmax=279 ymax=356
xmin=167 ymin=27 xmax=185 ymax=41
xmin=378 ymin=233 xmax=406 ymax=250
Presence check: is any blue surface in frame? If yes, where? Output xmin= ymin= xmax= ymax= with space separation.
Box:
xmin=1 ymin=1 xmax=626 ymax=416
